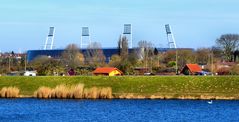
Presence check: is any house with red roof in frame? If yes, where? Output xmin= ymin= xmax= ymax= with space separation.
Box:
xmin=93 ymin=67 xmax=123 ymax=76
xmin=181 ymin=64 xmax=202 ymax=75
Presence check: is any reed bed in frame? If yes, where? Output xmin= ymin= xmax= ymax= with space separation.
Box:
xmin=34 ymin=83 xmax=112 ymax=99
xmin=99 ymin=87 xmax=112 ymax=99
xmin=83 ymin=87 xmax=99 ymax=99
xmin=0 ymin=87 xmax=20 ymax=98
xmin=69 ymin=83 xmax=84 ymax=99
xmin=83 ymin=87 xmax=112 ymax=99
xmin=51 ymin=84 xmax=69 ymax=99
xmin=34 ymin=87 xmax=52 ymax=99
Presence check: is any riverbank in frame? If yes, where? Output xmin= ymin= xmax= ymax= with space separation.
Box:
xmin=0 ymin=76 xmax=239 ymax=100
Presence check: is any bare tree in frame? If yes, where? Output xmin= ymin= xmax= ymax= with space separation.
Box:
xmin=85 ymin=42 xmax=106 ymax=67
xmin=216 ymin=34 xmax=239 ymax=61
xmin=118 ymin=35 xmax=128 ymax=60
xmin=137 ymin=40 xmax=154 ymax=72
xmin=108 ymin=54 xmax=121 ymax=67
xmin=195 ymin=48 xmax=211 ymax=65
xmin=61 ymin=44 xmax=84 ymax=68
xmin=177 ymin=49 xmax=196 ymax=68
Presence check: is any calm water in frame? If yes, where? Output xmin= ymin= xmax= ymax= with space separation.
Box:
xmin=0 ymin=99 xmax=238 ymax=122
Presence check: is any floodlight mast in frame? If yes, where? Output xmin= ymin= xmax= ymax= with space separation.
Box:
xmin=165 ymin=24 xmax=178 ymax=74
xmin=123 ymin=24 xmax=132 ymax=48
xmin=44 ymin=27 xmax=55 ymax=50
xmin=50 ymin=27 xmax=55 ymax=49
xmin=44 ymin=37 xmax=48 ymax=50
xmin=81 ymin=27 xmax=91 ymax=49
xmin=165 ymin=24 xmax=177 ymax=49
xmin=131 ymin=25 xmax=133 ymax=48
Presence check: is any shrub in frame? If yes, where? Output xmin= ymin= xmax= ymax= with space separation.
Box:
xmin=217 ymin=67 xmax=230 ymax=75
xmin=230 ymin=65 xmax=239 ymax=75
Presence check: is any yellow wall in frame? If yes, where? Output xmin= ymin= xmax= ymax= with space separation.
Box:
xmin=109 ymin=70 xmax=121 ymax=76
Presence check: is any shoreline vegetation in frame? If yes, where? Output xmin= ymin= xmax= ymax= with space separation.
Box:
xmin=0 ymin=76 xmax=239 ymax=100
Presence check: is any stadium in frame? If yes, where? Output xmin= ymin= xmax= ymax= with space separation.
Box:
xmin=27 ymin=25 xmax=190 ymax=62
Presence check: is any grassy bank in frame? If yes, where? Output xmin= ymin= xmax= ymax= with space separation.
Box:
xmin=0 ymin=76 xmax=239 ymax=99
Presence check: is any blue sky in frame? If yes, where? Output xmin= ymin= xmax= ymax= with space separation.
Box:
xmin=0 ymin=0 xmax=239 ymax=52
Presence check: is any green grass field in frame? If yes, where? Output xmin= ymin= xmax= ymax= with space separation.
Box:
xmin=0 ymin=76 xmax=239 ymax=99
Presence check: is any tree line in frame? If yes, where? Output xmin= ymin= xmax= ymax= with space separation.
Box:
xmin=1 ymin=34 xmax=239 ymax=75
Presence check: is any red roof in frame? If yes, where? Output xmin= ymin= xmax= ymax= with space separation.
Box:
xmin=93 ymin=67 xmax=123 ymax=74
xmin=186 ymin=64 xmax=202 ymax=73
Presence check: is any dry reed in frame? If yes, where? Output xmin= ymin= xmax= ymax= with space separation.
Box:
xmin=51 ymin=84 xmax=69 ymax=99
xmin=0 ymin=87 xmax=19 ymax=98
xmin=33 ymin=84 xmax=112 ymax=99
xmin=69 ymin=83 xmax=84 ymax=99
xmin=83 ymin=87 xmax=99 ymax=99
xmin=34 ymin=87 xmax=52 ymax=99
xmin=99 ymin=87 xmax=112 ymax=99
xmin=88 ymin=87 xmax=99 ymax=99
xmin=0 ymin=87 xmax=7 ymax=97
xmin=83 ymin=88 xmax=90 ymax=99
xmin=83 ymin=87 xmax=112 ymax=99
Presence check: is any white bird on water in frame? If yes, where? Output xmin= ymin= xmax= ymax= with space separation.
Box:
xmin=207 ymin=100 xmax=213 ymax=104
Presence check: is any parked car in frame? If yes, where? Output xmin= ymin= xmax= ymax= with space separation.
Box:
xmin=7 ymin=71 xmax=21 ymax=76
xmin=144 ymin=72 xmax=155 ymax=76
xmin=24 ymin=71 xmax=37 ymax=76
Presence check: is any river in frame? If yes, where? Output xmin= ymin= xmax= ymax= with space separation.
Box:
xmin=0 ymin=99 xmax=238 ymax=122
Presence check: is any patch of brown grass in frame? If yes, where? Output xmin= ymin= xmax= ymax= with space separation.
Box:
xmin=0 ymin=87 xmax=19 ymax=98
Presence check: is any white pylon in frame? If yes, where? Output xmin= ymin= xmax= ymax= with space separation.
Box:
xmin=81 ymin=27 xmax=91 ymax=49
xmin=44 ymin=27 xmax=55 ymax=50
xmin=165 ymin=24 xmax=177 ymax=48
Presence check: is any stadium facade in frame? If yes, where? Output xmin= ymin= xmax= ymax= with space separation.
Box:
xmin=27 ymin=48 xmax=120 ymax=62
xmin=27 ymin=48 xmax=191 ymax=62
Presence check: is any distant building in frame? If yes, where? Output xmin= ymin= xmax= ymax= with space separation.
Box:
xmin=93 ymin=67 xmax=123 ymax=76
xmin=181 ymin=64 xmax=202 ymax=75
